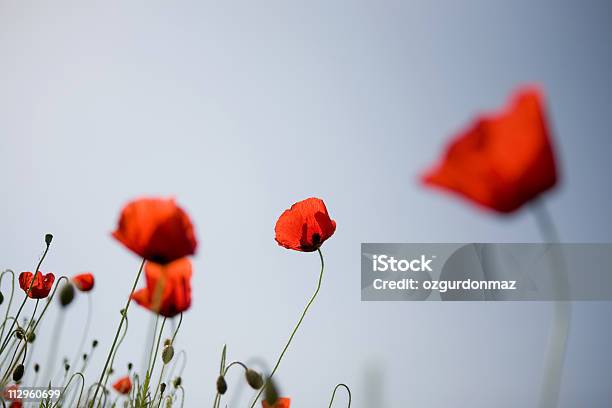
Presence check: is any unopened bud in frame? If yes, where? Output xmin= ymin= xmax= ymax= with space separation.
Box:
xmin=173 ymin=377 xmax=182 ymax=388
xmin=216 ymin=375 xmax=227 ymax=394
xmin=92 ymin=340 xmax=99 ymax=348
xmin=45 ymin=234 xmax=53 ymax=246
xmin=13 ymin=364 xmax=24 ymax=381
xmin=128 ymin=362 xmax=133 ymax=371
xmin=34 ymin=363 xmax=40 ymax=373
xmin=15 ymin=329 xmax=25 ymax=340
xmin=245 ymin=369 xmax=264 ymax=390
xmin=160 ymin=383 xmax=166 ymax=395
xmin=164 ymin=338 xmax=172 ymax=346
xmin=64 ymin=363 xmax=70 ymax=372
xmin=264 ymin=379 xmax=279 ymax=406
xmin=59 ymin=283 xmax=75 ymax=307
xmin=83 ymin=354 xmax=88 ymax=361
xmin=162 ymin=345 xmax=174 ymax=364
xmin=27 ymin=331 xmax=36 ymax=343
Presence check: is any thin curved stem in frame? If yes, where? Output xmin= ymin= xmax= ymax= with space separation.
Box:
xmin=92 ymin=258 xmax=145 ymax=404
xmin=101 ymin=313 xmax=129 ymax=394
xmin=170 ymin=313 xmax=183 ymax=344
xmin=249 ymin=248 xmax=325 ymax=408
xmin=177 ymin=385 xmax=185 ymax=408
xmin=149 ymin=317 xmax=167 ymax=376
xmin=53 ymin=372 xmax=85 ymax=408
xmin=147 ymin=315 xmax=160 ymax=374
xmin=328 ymin=383 xmax=352 ymax=408
xmin=0 ymin=270 xmax=16 ymax=342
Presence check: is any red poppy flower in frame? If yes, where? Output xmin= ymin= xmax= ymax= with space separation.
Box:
xmin=18 ymin=271 xmax=55 ymax=299
xmin=422 ymin=86 xmax=558 ymax=213
xmin=262 ymin=398 xmax=291 ymax=408
xmin=132 ymin=258 xmax=192 ymax=317
xmin=3 ymin=385 xmax=19 ymax=402
xmin=275 ymin=198 xmax=336 ymax=252
xmin=72 ymin=273 xmax=95 ymax=292
xmin=9 ymin=402 xmax=22 ymax=408
xmin=112 ymin=376 xmax=132 ymax=394
xmin=112 ymin=197 xmax=197 ymax=264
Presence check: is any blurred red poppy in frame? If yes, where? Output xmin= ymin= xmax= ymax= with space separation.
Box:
xmin=3 ymin=384 xmax=19 ymax=402
xmin=132 ymin=258 xmax=192 ymax=317
xmin=72 ymin=273 xmax=95 ymax=292
xmin=112 ymin=197 xmax=197 ymax=264
xmin=9 ymin=402 xmax=22 ymax=408
xmin=422 ymin=86 xmax=558 ymax=213
xmin=112 ymin=376 xmax=132 ymax=394
xmin=275 ymin=197 xmax=336 ymax=252
xmin=18 ymin=271 xmax=55 ymax=299
xmin=262 ymin=398 xmax=291 ymax=408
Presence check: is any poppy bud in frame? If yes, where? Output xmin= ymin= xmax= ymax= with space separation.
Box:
xmin=245 ymin=369 xmax=264 ymax=390
xmin=45 ymin=234 xmax=53 ymax=246
xmin=15 ymin=329 xmax=25 ymax=340
xmin=59 ymin=283 xmax=75 ymax=307
xmin=264 ymin=379 xmax=279 ymax=406
xmin=0 ymin=291 xmax=4 ymax=305
xmin=27 ymin=331 xmax=36 ymax=343
xmin=64 ymin=363 xmax=70 ymax=372
xmin=128 ymin=362 xmax=133 ymax=371
xmin=216 ymin=375 xmax=227 ymax=394
xmin=92 ymin=340 xmax=99 ymax=348
xmin=120 ymin=309 xmax=126 ymax=316
xmin=164 ymin=338 xmax=172 ymax=346
xmin=13 ymin=364 xmax=24 ymax=381
xmin=160 ymin=383 xmax=166 ymax=395
xmin=83 ymin=354 xmax=88 ymax=361
xmin=173 ymin=377 xmax=182 ymax=388
xmin=34 ymin=363 xmax=40 ymax=373
xmin=162 ymin=345 xmax=174 ymax=364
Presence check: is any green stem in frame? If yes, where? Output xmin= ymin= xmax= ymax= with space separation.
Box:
xmin=152 ymin=313 xmax=183 ymax=403
xmin=328 ymin=383 xmax=352 ymax=408
xmin=0 ymin=270 xmax=16 ymax=343
xmin=532 ymin=202 xmax=571 ymax=408
xmin=148 ymin=317 xmax=167 ymax=377
xmin=249 ymin=248 xmax=325 ymax=408
xmin=91 ymin=258 xmax=145 ymax=405
xmin=147 ymin=316 xmax=160 ymax=373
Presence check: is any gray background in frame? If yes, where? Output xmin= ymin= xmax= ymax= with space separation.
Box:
xmin=1 ymin=1 xmax=611 ymax=406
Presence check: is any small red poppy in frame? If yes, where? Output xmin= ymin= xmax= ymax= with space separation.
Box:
xmin=112 ymin=197 xmax=197 ymax=264
xmin=3 ymin=385 xmax=19 ymax=402
xmin=274 ymin=197 xmax=336 ymax=252
xmin=112 ymin=376 xmax=132 ymax=394
xmin=72 ymin=273 xmax=95 ymax=292
xmin=132 ymin=258 xmax=192 ymax=317
xmin=19 ymin=271 xmax=55 ymax=299
xmin=422 ymin=86 xmax=558 ymax=213
xmin=9 ymin=402 xmax=22 ymax=408
xmin=262 ymin=398 xmax=291 ymax=408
